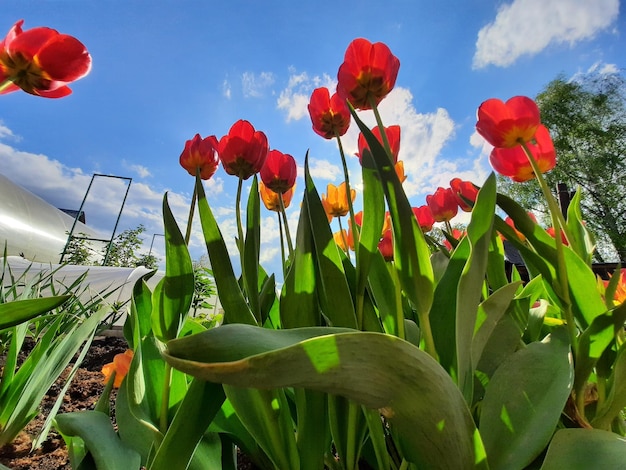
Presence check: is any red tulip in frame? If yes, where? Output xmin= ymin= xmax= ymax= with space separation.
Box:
xmin=356 ymin=125 xmax=401 ymax=164
xmin=179 ymin=134 xmax=219 ymax=180
xmin=476 ymin=96 xmax=541 ymax=148
xmin=489 ymin=125 xmax=556 ymax=182
xmin=336 ymin=38 xmax=400 ymax=110
xmin=449 ymin=178 xmax=479 ymax=212
xmin=378 ymin=229 xmax=394 ymax=261
xmin=503 ymin=213 xmax=537 ymax=242
xmin=218 ymin=120 xmax=269 ymax=180
xmin=307 ymin=87 xmax=351 ymax=139
xmin=546 ymin=226 xmax=569 ymax=246
xmin=412 ymin=205 xmax=435 ymax=233
xmin=443 ymin=229 xmax=465 ymax=251
xmin=260 ymin=149 xmax=297 ymax=194
xmin=426 ymin=187 xmax=458 ymax=223
xmin=0 ymin=20 xmax=91 ymax=98
xmin=346 ymin=210 xmax=364 ymax=250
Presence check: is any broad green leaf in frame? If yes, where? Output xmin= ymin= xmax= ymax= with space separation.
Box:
xmin=0 ymin=295 xmax=70 ymax=330
xmin=151 ymin=193 xmax=194 ymax=342
xmin=541 ymin=428 xmax=626 ymax=470
xmin=565 ymin=188 xmax=596 ymax=265
xmin=592 ymin=340 xmax=626 ymax=429
xmin=456 ymin=173 xmax=497 ymax=402
xmin=294 ymin=388 xmax=328 ymax=470
xmin=54 ymin=411 xmax=142 ymax=470
xmin=575 ymin=301 xmax=626 ymax=397
xmin=303 ymin=156 xmax=357 ymax=329
xmin=149 ymin=379 xmax=225 ymax=470
xmin=472 ymin=282 xmax=521 ymax=371
xmin=225 ymin=386 xmax=300 ymax=470
xmin=195 ymin=174 xmax=256 ymax=325
xmin=280 ymin=195 xmax=320 ymax=328
xmin=164 ymin=325 xmax=486 ymax=469
xmin=431 ymin=236 xmax=471 ymax=377
xmin=367 ymin=252 xmax=403 ymax=337
xmin=350 ymin=109 xmax=434 ymax=318
xmin=479 ymin=328 xmax=573 ymax=470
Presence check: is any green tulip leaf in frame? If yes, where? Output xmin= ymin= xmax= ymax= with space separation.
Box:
xmin=54 ymin=411 xmax=142 ymax=470
xmin=479 ymin=328 xmax=573 ymax=470
xmin=541 ymin=428 xmax=626 ymax=470
xmin=592 ymin=339 xmax=626 ymax=429
xmin=0 ymin=295 xmax=71 ymax=330
xmin=195 ymin=174 xmax=256 ymax=325
xmin=243 ymin=175 xmax=261 ymax=321
xmin=151 ymin=193 xmax=194 ymax=342
xmin=164 ymin=325 xmax=486 ymax=469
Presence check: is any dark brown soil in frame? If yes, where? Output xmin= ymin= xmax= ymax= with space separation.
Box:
xmin=0 ymin=335 xmax=261 ymax=470
xmin=0 ymin=335 xmax=128 ymax=470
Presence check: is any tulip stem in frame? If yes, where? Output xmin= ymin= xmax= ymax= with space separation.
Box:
xmin=235 ymin=177 xmax=245 ymax=258
xmin=185 ymin=181 xmax=197 ymax=246
xmin=370 ymin=98 xmax=393 ymax=159
xmin=278 ymin=193 xmax=294 ymax=258
xmin=160 ymin=363 xmax=172 ymax=433
xmin=520 ymin=141 xmax=577 ymax=355
xmin=0 ymin=78 xmax=14 ymax=93
xmin=278 ymin=213 xmax=286 ymax=276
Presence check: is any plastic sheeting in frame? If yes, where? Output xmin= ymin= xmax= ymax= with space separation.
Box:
xmin=1 ymin=256 xmax=163 ymax=325
xmin=0 ymin=173 xmax=101 ymax=263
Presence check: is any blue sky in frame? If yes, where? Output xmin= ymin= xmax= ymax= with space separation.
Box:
xmin=0 ymin=0 xmax=623 ymax=277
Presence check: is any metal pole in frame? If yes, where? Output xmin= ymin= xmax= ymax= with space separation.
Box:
xmin=60 ymin=174 xmax=96 ymax=263
xmin=102 ymin=175 xmax=133 ymax=265
xmin=148 ymin=233 xmax=165 ymax=256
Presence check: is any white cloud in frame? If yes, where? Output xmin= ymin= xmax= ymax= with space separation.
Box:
xmin=304 ymin=158 xmax=342 ymax=181
xmin=222 ymin=79 xmax=232 ymax=99
xmin=0 ymin=121 xmax=18 ymax=141
xmin=242 ymin=71 xmax=275 ymax=98
xmin=123 ymin=161 xmax=152 ymax=178
xmin=473 ymin=0 xmax=619 ymax=69
xmin=276 ymin=69 xmax=335 ymax=122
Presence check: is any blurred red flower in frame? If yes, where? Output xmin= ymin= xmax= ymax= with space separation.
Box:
xmin=412 ymin=205 xmax=435 ymax=233
xmin=378 ymin=229 xmax=394 ymax=261
xmin=0 ymin=19 xmax=91 ymax=98
xmin=476 ymin=96 xmax=541 ymax=148
xmin=426 ymin=187 xmax=458 ymax=223
xmin=546 ymin=226 xmax=569 ymax=246
xmin=449 ymin=178 xmax=479 ymax=212
xmin=218 ymin=120 xmax=269 ymax=180
xmin=260 ymin=149 xmax=297 ymax=194
xmin=489 ymin=125 xmax=556 ymax=182
xmin=443 ymin=229 xmax=465 ymax=251
xmin=356 ymin=125 xmax=401 ymax=164
xmin=604 ymin=268 xmax=626 ymax=306
xmin=337 ymin=38 xmax=400 ymax=110
xmin=259 ymin=180 xmax=294 ymax=212
xmin=503 ymin=213 xmax=537 ymax=242
xmin=179 ymin=134 xmax=219 ymax=180
xmin=307 ymin=87 xmax=351 ymax=139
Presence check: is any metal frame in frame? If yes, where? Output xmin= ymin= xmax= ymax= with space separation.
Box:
xmin=59 ymin=173 xmax=132 ymax=265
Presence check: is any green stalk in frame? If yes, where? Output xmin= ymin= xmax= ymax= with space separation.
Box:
xmin=235 ymin=177 xmax=245 ymax=258
xmin=184 ymin=183 xmax=197 ymax=246
xmin=370 ymin=97 xmax=393 ymax=158
xmin=278 ymin=213 xmax=286 ymax=277
xmin=387 ymin=261 xmax=405 ymax=340
xmin=520 ymin=141 xmax=577 ymax=353
xmin=278 ymin=193 xmax=294 ymax=258
xmin=0 ymin=78 xmax=14 ymax=93
xmin=160 ymin=363 xmax=172 ymax=433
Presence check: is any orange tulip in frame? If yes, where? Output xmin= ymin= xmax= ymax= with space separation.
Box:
xmin=604 ymin=268 xmax=626 ymax=306
xmin=503 ymin=213 xmax=537 ymax=242
xmin=307 ymin=87 xmax=351 ymax=139
xmin=321 ymin=182 xmax=355 ymax=221
xmin=179 ymin=134 xmax=220 ymax=180
xmin=218 ymin=120 xmax=269 ymax=180
xmin=395 ymin=161 xmax=407 ymax=183
xmin=336 ymin=38 xmax=400 ymax=110
xmin=259 ymin=180 xmax=294 ymax=212
xmin=333 ymin=229 xmax=349 ymax=252
xmin=476 ymin=96 xmax=541 ymax=148
xmin=546 ymin=226 xmax=569 ymax=246
xmin=489 ymin=125 xmax=556 ymax=182
xmin=101 ymin=349 xmax=134 ymax=388
xmin=0 ymin=20 xmax=91 ymax=98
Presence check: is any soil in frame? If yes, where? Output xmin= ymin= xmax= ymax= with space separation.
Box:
xmin=0 ymin=335 xmax=259 ymax=470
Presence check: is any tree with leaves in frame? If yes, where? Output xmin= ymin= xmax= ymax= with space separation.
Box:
xmin=498 ymin=70 xmax=626 ymax=262
xmin=103 ymin=224 xmax=158 ymax=269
